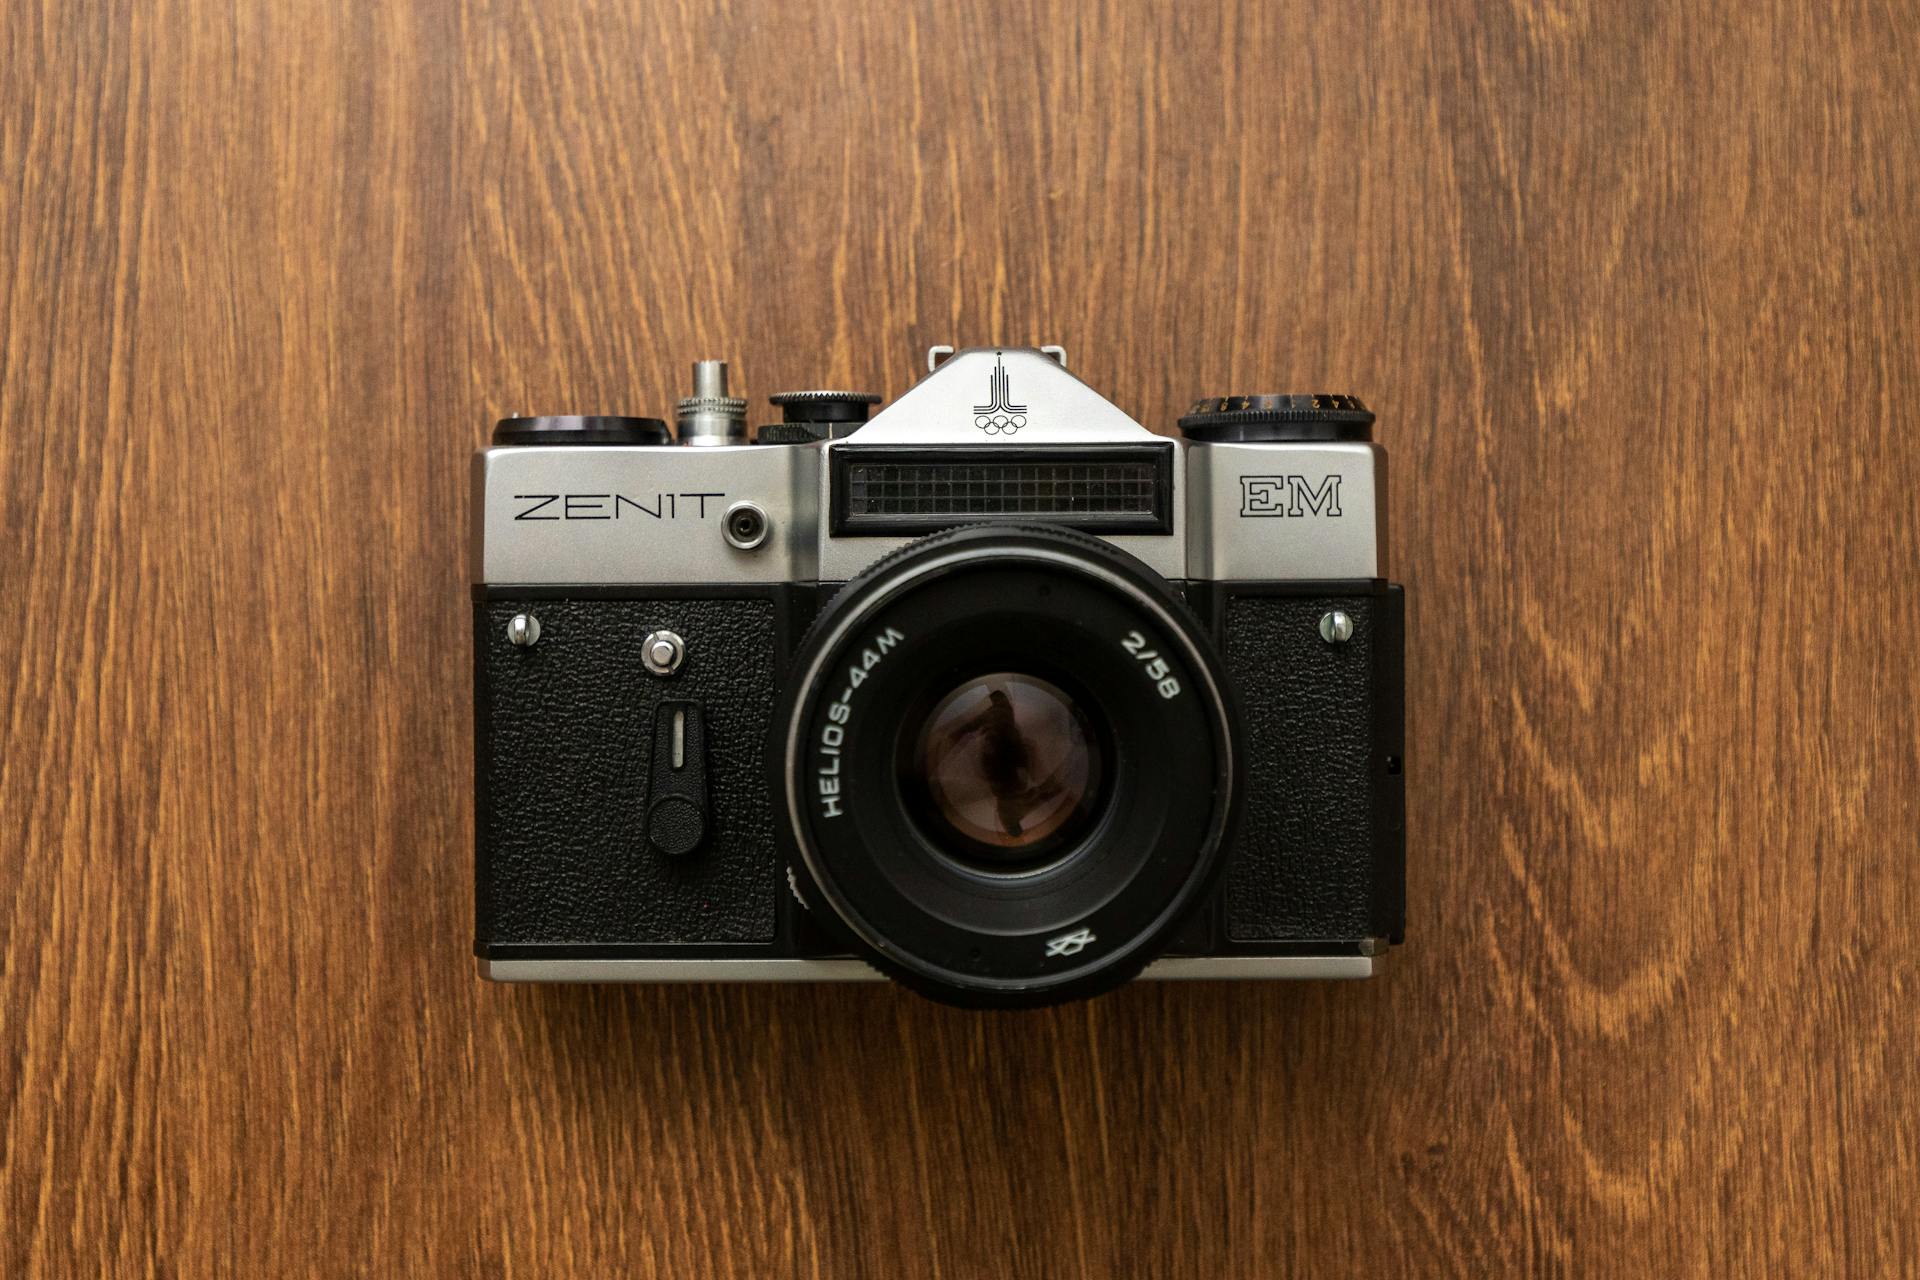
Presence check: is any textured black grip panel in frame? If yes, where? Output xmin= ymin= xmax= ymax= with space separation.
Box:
xmin=475 ymin=598 xmax=780 ymax=945
xmin=1221 ymin=590 xmax=1404 ymax=941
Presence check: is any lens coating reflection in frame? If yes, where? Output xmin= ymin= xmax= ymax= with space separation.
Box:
xmin=902 ymin=672 xmax=1105 ymax=870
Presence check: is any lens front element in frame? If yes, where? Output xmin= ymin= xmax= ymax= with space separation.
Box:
xmin=904 ymin=672 xmax=1106 ymax=870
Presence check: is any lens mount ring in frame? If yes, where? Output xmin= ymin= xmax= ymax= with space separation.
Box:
xmin=772 ymin=524 xmax=1242 ymax=1007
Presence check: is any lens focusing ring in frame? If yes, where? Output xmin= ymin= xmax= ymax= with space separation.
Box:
xmin=772 ymin=524 xmax=1241 ymax=1008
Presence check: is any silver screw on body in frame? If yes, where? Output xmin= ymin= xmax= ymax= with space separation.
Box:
xmin=642 ymin=629 xmax=686 ymax=676
xmin=506 ymin=613 xmax=541 ymax=648
xmin=1319 ymin=610 xmax=1354 ymax=645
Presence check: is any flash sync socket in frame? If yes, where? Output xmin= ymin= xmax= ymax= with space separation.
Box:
xmin=723 ymin=501 xmax=771 ymax=551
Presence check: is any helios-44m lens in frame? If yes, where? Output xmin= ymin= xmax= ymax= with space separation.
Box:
xmin=773 ymin=524 xmax=1242 ymax=1007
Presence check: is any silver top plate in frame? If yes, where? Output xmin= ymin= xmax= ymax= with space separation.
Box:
xmin=472 ymin=347 xmax=1385 ymax=586
xmin=471 ymin=443 xmax=816 ymax=585
xmin=1185 ymin=440 xmax=1387 ymax=580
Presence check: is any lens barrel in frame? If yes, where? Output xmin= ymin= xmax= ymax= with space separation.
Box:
xmin=772 ymin=525 xmax=1241 ymax=1007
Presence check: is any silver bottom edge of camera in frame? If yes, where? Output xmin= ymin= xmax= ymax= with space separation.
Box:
xmin=478 ymin=955 xmax=1380 ymax=983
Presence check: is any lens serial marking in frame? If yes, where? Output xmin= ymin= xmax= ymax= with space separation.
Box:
xmin=814 ymin=625 xmax=907 ymax=818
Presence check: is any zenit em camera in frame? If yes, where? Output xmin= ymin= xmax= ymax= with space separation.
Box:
xmin=471 ymin=345 xmax=1404 ymax=1007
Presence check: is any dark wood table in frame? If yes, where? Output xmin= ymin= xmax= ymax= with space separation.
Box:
xmin=5 ymin=1 xmax=1915 ymax=1274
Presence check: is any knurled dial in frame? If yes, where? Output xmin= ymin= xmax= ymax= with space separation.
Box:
xmin=1177 ymin=393 xmax=1375 ymax=442
xmin=491 ymin=415 xmax=669 ymax=446
xmin=759 ymin=389 xmax=882 ymax=442
xmin=771 ymin=389 xmax=880 ymax=420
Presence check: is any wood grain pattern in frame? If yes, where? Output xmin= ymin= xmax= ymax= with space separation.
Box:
xmin=4 ymin=0 xmax=1917 ymax=1274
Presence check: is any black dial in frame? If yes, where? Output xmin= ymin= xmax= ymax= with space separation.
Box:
xmin=1177 ymin=394 xmax=1374 ymax=442
xmin=758 ymin=390 xmax=882 ymax=442
xmin=492 ymin=415 xmax=670 ymax=446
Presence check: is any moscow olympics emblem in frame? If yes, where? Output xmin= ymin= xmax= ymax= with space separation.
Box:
xmin=973 ymin=353 xmax=1027 ymax=434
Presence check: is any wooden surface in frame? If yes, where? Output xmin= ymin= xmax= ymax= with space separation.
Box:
xmin=4 ymin=0 xmax=1917 ymax=1274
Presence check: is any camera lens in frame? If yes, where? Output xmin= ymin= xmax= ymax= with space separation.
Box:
xmin=772 ymin=524 xmax=1241 ymax=1008
xmin=901 ymin=671 xmax=1107 ymax=871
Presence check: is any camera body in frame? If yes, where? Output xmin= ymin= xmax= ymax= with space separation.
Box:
xmin=472 ymin=346 xmax=1404 ymax=1006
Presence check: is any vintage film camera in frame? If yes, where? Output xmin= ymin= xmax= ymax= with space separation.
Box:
xmin=472 ymin=345 xmax=1404 ymax=1007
